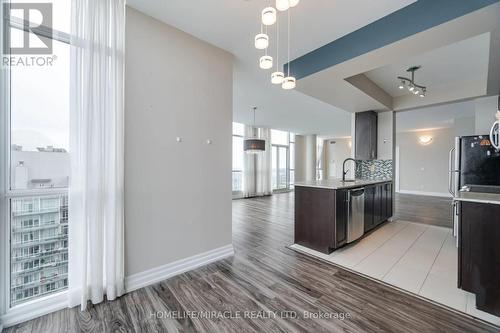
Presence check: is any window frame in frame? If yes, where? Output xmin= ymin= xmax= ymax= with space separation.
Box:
xmin=1 ymin=1 xmax=71 ymax=319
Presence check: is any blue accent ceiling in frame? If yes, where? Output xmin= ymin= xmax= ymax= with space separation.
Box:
xmin=286 ymin=0 xmax=500 ymax=80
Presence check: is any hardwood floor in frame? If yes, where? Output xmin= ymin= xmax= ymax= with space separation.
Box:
xmin=394 ymin=193 xmax=453 ymax=228
xmin=5 ymin=193 xmax=497 ymax=332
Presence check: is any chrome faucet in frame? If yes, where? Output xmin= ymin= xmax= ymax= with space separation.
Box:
xmin=342 ymin=158 xmax=357 ymax=182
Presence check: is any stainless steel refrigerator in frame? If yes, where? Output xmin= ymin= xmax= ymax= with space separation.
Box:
xmin=449 ymin=135 xmax=500 ymax=237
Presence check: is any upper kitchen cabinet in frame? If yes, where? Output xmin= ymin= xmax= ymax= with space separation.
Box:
xmin=355 ymin=111 xmax=378 ymax=160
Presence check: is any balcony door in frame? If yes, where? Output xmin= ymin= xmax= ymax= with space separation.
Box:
xmin=272 ymin=145 xmax=289 ymax=191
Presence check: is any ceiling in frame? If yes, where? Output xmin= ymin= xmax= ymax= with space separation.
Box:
xmin=295 ymin=3 xmax=500 ymax=113
xmin=365 ymin=33 xmax=490 ymax=98
xmin=396 ymin=100 xmax=476 ymax=132
xmin=126 ymin=0 xmax=416 ymax=135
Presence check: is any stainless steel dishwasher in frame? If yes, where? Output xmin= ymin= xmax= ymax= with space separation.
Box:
xmin=347 ymin=188 xmax=365 ymax=243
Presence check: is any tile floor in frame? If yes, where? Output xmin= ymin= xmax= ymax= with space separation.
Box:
xmin=290 ymin=220 xmax=500 ymax=327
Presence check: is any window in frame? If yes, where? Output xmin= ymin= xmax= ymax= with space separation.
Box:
xmin=2 ymin=1 xmax=71 ymax=307
xmin=271 ymin=130 xmax=294 ymax=191
xmin=232 ymin=122 xmax=245 ymax=195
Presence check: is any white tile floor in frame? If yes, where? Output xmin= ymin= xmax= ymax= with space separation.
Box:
xmin=290 ymin=220 xmax=500 ymax=326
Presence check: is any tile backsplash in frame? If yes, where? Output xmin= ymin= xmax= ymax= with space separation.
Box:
xmin=356 ymin=159 xmax=393 ymax=180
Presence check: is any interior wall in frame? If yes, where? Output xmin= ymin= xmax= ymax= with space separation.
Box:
xmin=325 ymin=138 xmax=352 ymax=179
xmin=475 ymin=95 xmax=499 ymax=134
xmin=124 ymin=8 xmax=233 ymax=276
xmin=294 ymin=134 xmax=317 ymax=182
xmin=377 ymin=111 xmax=393 ymax=160
xmin=396 ymin=128 xmax=455 ymax=196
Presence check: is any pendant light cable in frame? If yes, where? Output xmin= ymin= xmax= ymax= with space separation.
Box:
xmin=287 ymin=9 xmax=290 ymax=77
xmin=276 ymin=16 xmax=279 ymax=70
xmin=265 ymin=24 xmax=268 ymax=56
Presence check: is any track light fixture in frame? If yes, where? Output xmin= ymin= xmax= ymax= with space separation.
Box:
xmin=397 ymin=66 xmax=427 ymax=98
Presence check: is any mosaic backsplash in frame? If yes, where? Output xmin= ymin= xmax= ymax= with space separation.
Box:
xmin=355 ymin=159 xmax=393 ymax=180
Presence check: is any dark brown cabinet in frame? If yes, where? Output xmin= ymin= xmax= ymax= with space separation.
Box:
xmin=294 ymin=186 xmax=348 ymax=254
xmin=364 ymin=182 xmax=392 ymax=233
xmin=459 ymin=201 xmax=500 ymax=316
xmin=355 ymin=111 xmax=378 ymax=160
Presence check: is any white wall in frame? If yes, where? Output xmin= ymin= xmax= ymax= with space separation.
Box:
xmin=475 ymin=95 xmax=499 ymax=134
xmin=124 ymin=8 xmax=233 ymax=276
xmin=396 ymin=128 xmax=455 ymax=196
xmin=325 ymin=138 xmax=352 ymax=179
xmin=377 ymin=111 xmax=393 ymax=160
xmin=294 ymin=134 xmax=316 ymax=182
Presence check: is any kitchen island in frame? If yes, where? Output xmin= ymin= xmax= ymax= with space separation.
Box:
xmin=294 ymin=179 xmax=393 ymax=254
xmin=454 ymin=191 xmax=500 ymax=317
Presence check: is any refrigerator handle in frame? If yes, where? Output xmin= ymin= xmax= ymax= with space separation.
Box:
xmin=448 ymin=147 xmax=456 ymax=196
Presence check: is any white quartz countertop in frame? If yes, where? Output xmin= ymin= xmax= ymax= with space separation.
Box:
xmin=294 ymin=178 xmax=392 ymax=190
xmin=454 ymin=191 xmax=500 ymax=205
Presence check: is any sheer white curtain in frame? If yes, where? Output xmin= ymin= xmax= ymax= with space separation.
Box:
xmin=68 ymin=0 xmax=126 ymax=310
xmin=243 ymin=126 xmax=272 ymax=197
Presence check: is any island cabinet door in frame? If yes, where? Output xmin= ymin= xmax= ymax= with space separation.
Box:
xmin=364 ymin=186 xmax=375 ymax=232
xmin=294 ymin=187 xmax=336 ymax=254
xmin=459 ymin=201 xmax=500 ymax=316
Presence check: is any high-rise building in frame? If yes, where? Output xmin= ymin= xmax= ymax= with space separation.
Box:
xmin=10 ymin=194 xmax=68 ymax=306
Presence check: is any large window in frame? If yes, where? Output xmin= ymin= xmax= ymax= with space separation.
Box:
xmin=2 ymin=1 xmax=71 ymax=308
xmin=271 ymin=129 xmax=294 ymax=191
xmin=232 ymin=123 xmax=245 ymax=194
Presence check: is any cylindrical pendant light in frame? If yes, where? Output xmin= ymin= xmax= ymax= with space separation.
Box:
xmin=262 ymin=7 xmax=276 ymax=26
xmin=289 ymin=0 xmax=300 ymax=7
xmin=276 ymin=0 xmax=289 ymax=11
xmin=272 ymin=72 xmax=284 ymax=84
xmin=260 ymin=55 xmax=273 ymax=69
xmin=282 ymin=76 xmax=296 ymax=90
xmin=254 ymin=33 xmax=269 ymax=49
xmin=282 ymin=8 xmax=296 ymax=90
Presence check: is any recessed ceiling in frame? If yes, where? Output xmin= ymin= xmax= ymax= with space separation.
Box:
xmin=126 ymin=0 xmax=416 ymax=135
xmin=365 ymin=33 xmax=490 ymax=98
xmin=396 ymin=99 xmax=476 ymax=132
xmin=294 ymin=3 xmax=500 ymax=113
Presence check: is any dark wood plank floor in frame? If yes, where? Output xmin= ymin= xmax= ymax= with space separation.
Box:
xmin=394 ymin=193 xmax=453 ymax=228
xmin=5 ymin=193 xmax=497 ymax=332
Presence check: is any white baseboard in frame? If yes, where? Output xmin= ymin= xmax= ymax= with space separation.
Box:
xmin=1 ymin=291 xmax=68 ymax=329
xmin=125 ymin=244 xmax=234 ymax=293
xmin=397 ymin=190 xmax=452 ymax=198
xmin=1 ymin=244 xmax=234 ymax=329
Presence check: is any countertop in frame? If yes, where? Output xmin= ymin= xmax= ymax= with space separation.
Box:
xmin=454 ymin=191 xmax=500 ymax=205
xmin=294 ymin=178 xmax=392 ymax=190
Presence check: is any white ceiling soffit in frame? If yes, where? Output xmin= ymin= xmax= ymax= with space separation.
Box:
xmin=395 ymin=99 xmax=476 ymax=133
xmin=296 ymin=3 xmax=500 ymax=113
xmin=126 ymin=0 xmax=415 ymax=136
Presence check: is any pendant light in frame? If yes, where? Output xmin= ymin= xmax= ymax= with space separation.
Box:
xmin=282 ymin=9 xmax=296 ymax=90
xmin=259 ymin=24 xmax=273 ymax=69
xmin=244 ymin=107 xmax=266 ymax=153
xmin=255 ymin=23 xmax=269 ymax=50
xmin=276 ymin=0 xmax=289 ymax=11
xmin=262 ymin=7 xmax=276 ymax=26
xmin=271 ymin=18 xmax=284 ymax=84
xmin=289 ymin=0 xmax=300 ymax=7
xmin=260 ymin=55 xmax=273 ymax=69
xmin=255 ymin=33 xmax=269 ymax=49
